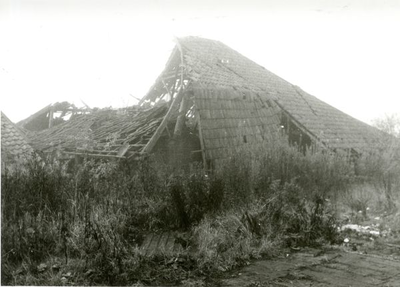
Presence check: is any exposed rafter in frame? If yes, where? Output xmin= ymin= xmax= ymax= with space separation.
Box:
xmin=142 ymin=87 xmax=186 ymax=154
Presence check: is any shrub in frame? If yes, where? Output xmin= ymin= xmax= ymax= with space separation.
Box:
xmin=247 ymin=181 xmax=339 ymax=247
xmin=193 ymin=213 xmax=254 ymax=272
xmin=167 ymin=169 xmax=226 ymax=230
xmin=355 ymin=139 xmax=400 ymax=213
xmin=1 ymin=154 xmax=70 ymax=220
xmin=191 ymin=180 xmax=340 ymax=275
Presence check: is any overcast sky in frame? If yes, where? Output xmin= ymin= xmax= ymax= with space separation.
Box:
xmin=1 ymin=0 xmax=399 ymax=125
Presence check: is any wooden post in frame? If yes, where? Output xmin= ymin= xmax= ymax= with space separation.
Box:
xmin=48 ymin=106 xmax=54 ymax=128
xmin=195 ymin=108 xmax=207 ymax=170
xmin=173 ymin=92 xmax=189 ymax=137
xmin=142 ymin=88 xmax=185 ymax=154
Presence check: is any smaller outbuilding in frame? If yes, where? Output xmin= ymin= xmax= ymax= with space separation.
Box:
xmin=1 ymin=112 xmax=34 ymax=172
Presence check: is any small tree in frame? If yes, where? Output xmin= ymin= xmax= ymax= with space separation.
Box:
xmin=372 ymin=113 xmax=400 ymax=138
xmin=370 ymin=113 xmax=400 ymax=211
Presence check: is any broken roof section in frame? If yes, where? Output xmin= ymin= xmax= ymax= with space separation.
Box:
xmin=1 ymin=112 xmax=34 ymax=163
xmin=17 ymin=101 xmax=90 ymax=132
xmin=26 ymin=36 xmax=387 ymax=166
xmin=28 ymin=104 xmax=171 ymax=159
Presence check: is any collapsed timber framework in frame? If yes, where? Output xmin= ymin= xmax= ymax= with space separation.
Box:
xmin=139 ymin=42 xmax=197 ymax=155
xmin=26 ymin=37 xmax=386 ymax=170
xmin=17 ymin=102 xmax=91 ymax=132
xmin=27 ymin=42 xmax=202 ymax=166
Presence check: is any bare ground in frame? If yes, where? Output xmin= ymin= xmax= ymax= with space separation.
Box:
xmin=222 ymin=247 xmax=400 ymax=287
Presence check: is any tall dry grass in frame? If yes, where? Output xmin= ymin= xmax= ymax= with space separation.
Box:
xmin=2 ymin=135 xmax=396 ymax=285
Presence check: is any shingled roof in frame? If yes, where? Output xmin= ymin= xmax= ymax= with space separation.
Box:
xmin=1 ymin=112 xmax=33 ymax=162
xmin=175 ymin=36 xmax=383 ymax=152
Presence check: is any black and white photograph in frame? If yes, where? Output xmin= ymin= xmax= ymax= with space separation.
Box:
xmin=1 ymin=1 xmax=400 ymax=286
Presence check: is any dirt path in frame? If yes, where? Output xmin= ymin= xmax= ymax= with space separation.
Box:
xmin=222 ymin=248 xmax=400 ymax=287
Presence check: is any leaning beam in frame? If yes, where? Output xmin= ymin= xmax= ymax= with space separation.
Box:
xmin=195 ymin=108 xmax=207 ymax=170
xmin=141 ymin=89 xmax=185 ymax=154
xmin=173 ymin=91 xmax=190 ymax=137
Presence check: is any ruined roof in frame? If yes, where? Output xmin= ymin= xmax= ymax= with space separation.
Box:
xmin=17 ymin=101 xmax=88 ymax=131
xmin=28 ymin=104 xmax=171 ymax=159
xmin=1 ymin=112 xmax=33 ymax=161
xmin=177 ymin=36 xmax=384 ymax=152
xmin=25 ymin=37 xmax=387 ymax=163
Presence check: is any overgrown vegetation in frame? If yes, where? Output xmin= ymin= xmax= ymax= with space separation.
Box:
xmin=2 ymin=134 xmax=399 ymax=285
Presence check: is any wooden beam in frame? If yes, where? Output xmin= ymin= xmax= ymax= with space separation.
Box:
xmin=168 ymin=71 xmax=179 ymax=104
xmin=76 ymin=148 xmax=118 ymax=154
xmin=161 ymin=72 xmax=183 ymax=81
xmin=80 ymin=99 xmax=92 ymax=111
xmin=161 ymin=78 xmax=173 ymax=99
xmin=63 ymin=151 xmax=124 ymax=159
xmin=173 ymin=92 xmax=190 ymax=137
xmin=175 ymin=39 xmax=185 ymax=86
xmin=141 ymin=88 xmax=185 ymax=154
xmin=48 ymin=107 xmax=54 ymax=129
xmin=172 ymin=39 xmax=185 ymax=106
xmin=195 ymin=108 xmax=207 ymax=170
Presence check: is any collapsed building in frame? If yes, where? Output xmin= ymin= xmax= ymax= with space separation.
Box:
xmin=17 ymin=37 xmax=386 ymax=169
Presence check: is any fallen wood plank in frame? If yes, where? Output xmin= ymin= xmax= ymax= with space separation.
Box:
xmin=76 ymin=149 xmax=119 ymax=155
xmin=63 ymin=151 xmax=124 ymax=159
